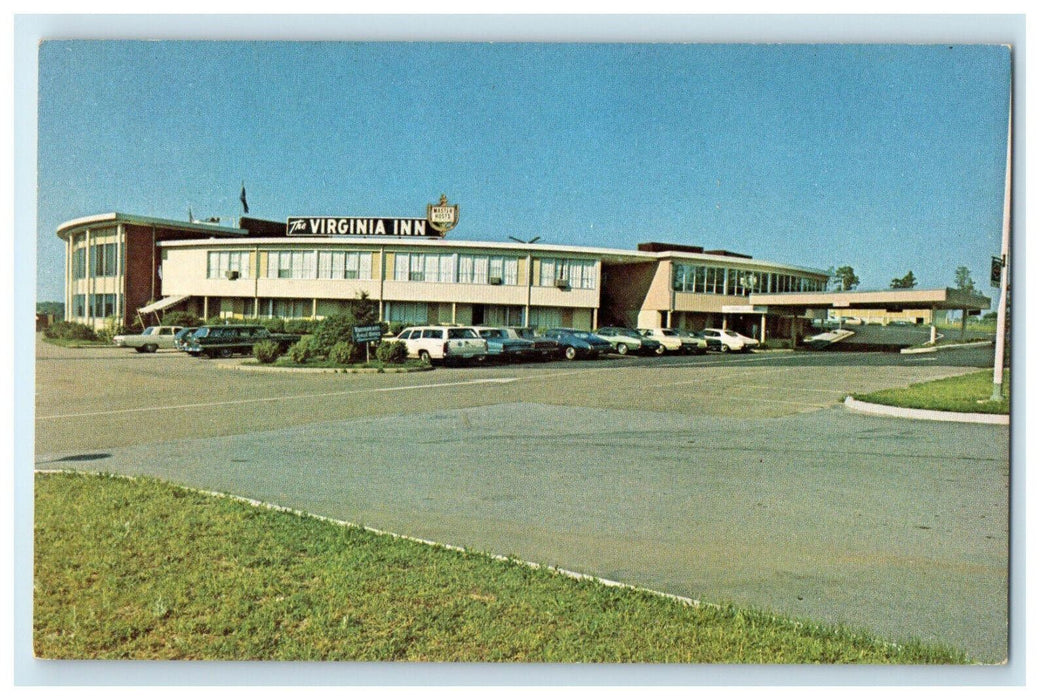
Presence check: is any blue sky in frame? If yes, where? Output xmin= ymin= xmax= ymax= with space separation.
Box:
xmin=35 ymin=40 xmax=1012 ymax=301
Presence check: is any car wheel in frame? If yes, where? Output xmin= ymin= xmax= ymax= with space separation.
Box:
xmin=134 ymin=346 xmax=146 ymax=353
xmin=143 ymin=344 xmax=158 ymax=353
xmin=418 ymin=350 xmax=431 ymax=363
xmin=654 ymin=344 xmax=666 ymax=355
xmin=616 ymin=343 xmax=629 ymax=355
xmin=719 ymin=343 xmax=730 ymax=353
xmin=563 ymin=346 xmax=577 ymax=361
xmin=218 ymin=348 xmax=233 ymax=359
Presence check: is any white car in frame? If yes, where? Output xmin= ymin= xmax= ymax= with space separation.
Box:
xmin=702 ymin=328 xmax=759 ymax=352
xmin=393 ymin=326 xmax=487 ymax=364
xmin=637 ymin=328 xmax=685 ymax=354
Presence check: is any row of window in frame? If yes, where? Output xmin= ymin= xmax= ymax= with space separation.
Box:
xmin=72 ymin=243 xmax=120 ymax=279
xmin=203 ymin=249 xmax=598 ymax=289
xmin=71 ymin=293 xmax=117 ymax=318
xmin=671 ymin=263 xmax=827 ymax=295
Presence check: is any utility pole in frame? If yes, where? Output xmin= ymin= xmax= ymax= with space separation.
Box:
xmin=991 ymin=82 xmax=1013 ymax=402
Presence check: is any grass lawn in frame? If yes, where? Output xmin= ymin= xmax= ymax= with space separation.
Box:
xmin=853 ymin=369 xmax=1010 ymax=414
xmin=34 ymin=472 xmax=967 ymax=663
xmin=40 ymin=337 xmax=116 ymax=348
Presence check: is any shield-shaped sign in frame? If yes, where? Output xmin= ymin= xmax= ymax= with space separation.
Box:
xmin=427 ymin=194 xmax=459 ymax=234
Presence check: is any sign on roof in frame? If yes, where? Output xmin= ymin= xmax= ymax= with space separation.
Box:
xmin=287 ymin=195 xmax=459 ymax=238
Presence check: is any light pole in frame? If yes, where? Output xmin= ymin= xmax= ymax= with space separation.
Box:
xmin=990 ymin=86 xmax=1012 ymax=403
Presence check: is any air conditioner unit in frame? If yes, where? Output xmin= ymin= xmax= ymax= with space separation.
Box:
xmin=225 ymin=270 xmax=240 ymax=280
xmin=488 ymin=276 xmax=503 ymax=285
xmin=554 ymin=279 xmax=570 ymax=289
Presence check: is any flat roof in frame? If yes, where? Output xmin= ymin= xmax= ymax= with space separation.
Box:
xmin=750 ymin=288 xmax=992 ymax=311
xmin=56 ymin=212 xmax=248 ymax=240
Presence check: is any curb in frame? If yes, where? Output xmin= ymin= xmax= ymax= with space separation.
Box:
xmin=220 ymin=363 xmax=433 ymax=374
xmin=843 ymin=396 xmax=1008 ymax=425
xmin=900 ymin=340 xmax=993 ymax=355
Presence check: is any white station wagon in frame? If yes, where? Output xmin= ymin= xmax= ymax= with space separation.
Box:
xmin=394 ymin=326 xmax=488 ymax=364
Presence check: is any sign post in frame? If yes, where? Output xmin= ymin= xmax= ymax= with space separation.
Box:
xmin=991 ymin=88 xmax=1012 ymax=403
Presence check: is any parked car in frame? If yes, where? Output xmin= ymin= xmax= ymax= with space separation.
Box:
xmin=686 ymin=328 xmax=720 ymax=349
xmin=113 ymin=325 xmax=183 ymax=353
xmin=678 ymin=330 xmax=710 ymax=354
xmin=702 ymin=328 xmax=759 ymax=352
xmin=542 ymin=328 xmax=613 ymax=360
xmin=637 ymin=327 xmax=686 ymax=355
xmin=394 ymin=325 xmax=487 ymax=364
xmin=509 ymin=327 xmax=561 ymax=361
xmin=471 ymin=326 xmax=534 ymax=361
xmin=174 ymin=327 xmax=199 ymax=352
xmin=594 ymin=326 xmax=661 ymax=355
xmin=184 ymin=325 xmax=298 ymax=358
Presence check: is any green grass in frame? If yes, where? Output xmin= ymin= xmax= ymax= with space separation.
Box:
xmin=40 ymin=337 xmax=116 ymax=348
xmin=34 ymin=472 xmax=968 ymax=663
xmin=854 ymin=369 xmax=1009 ymax=414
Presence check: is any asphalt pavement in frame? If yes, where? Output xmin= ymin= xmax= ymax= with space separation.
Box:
xmin=33 ymin=339 xmax=1010 ymax=662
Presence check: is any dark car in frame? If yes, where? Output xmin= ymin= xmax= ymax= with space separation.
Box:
xmin=185 ymin=324 xmax=297 ymax=358
xmin=174 ymin=327 xmax=199 ymax=352
xmin=509 ymin=327 xmax=561 ymax=361
xmin=595 ymin=326 xmax=662 ymax=355
xmin=472 ymin=327 xmax=534 ymax=361
xmin=542 ymin=327 xmax=614 ymax=360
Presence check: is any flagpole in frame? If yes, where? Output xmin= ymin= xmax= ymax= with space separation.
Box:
xmin=990 ymin=81 xmax=1012 ymax=402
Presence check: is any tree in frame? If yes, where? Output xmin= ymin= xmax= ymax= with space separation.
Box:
xmin=954 ymin=265 xmax=982 ymax=295
xmin=889 ymin=271 xmax=917 ymax=289
xmin=831 ymin=265 xmax=860 ymax=291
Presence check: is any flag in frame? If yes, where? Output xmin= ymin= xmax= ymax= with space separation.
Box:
xmin=240 ymin=183 xmax=249 ymax=214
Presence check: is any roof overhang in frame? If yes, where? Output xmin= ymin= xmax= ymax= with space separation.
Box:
xmin=138 ymin=295 xmax=190 ymax=315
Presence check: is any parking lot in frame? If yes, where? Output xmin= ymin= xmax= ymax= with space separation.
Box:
xmin=34 ymin=339 xmax=1010 ymax=661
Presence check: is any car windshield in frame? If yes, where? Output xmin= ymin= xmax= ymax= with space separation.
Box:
xmin=513 ymin=328 xmax=535 ymax=339
xmin=192 ymin=328 xmax=209 ymax=338
xmin=661 ymin=329 xmax=680 ymax=336
xmin=142 ymin=327 xmax=156 ymax=334
xmin=447 ymin=328 xmax=478 ymax=339
xmin=724 ymin=331 xmax=739 ymax=337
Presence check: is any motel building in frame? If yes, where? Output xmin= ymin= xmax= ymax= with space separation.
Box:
xmin=56 ymin=210 xmax=990 ymax=345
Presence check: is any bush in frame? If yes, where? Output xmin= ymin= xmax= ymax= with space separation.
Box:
xmin=375 ymin=340 xmax=408 ymax=364
xmin=384 ymin=322 xmax=408 ymax=337
xmin=43 ymin=321 xmax=97 ymax=341
xmin=95 ymin=316 xmax=127 ymax=344
xmin=284 ymin=318 xmax=318 ymax=335
xmin=287 ymin=337 xmax=314 ymax=364
xmin=328 ymin=341 xmax=356 ymax=365
xmin=253 ymin=340 xmax=282 ymax=364
xmin=311 ymin=314 xmax=356 ymax=353
xmin=160 ymin=311 xmax=202 ymax=328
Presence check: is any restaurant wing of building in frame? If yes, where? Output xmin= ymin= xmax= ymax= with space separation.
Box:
xmin=57 ymin=212 xmax=844 ymax=340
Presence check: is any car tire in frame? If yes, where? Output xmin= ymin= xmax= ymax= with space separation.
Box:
xmin=654 ymin=344 xmax=666 ymax=355
xmin=563 ymin=346 xmax=577 ymax=361
xmin=218 ymin=348 xmax=233 ymax=359
xmin=418 ymin=350 xmax=431 ymax=364
xmin=143 ymin=344 xmax=158 ymax=353
xmin=134 ymin=346 xmax=146 ymax=353
xmin=719 ymin=343 xmax=730 ymax=353
xmin=616 ymin=343 xmax=629 ymax=355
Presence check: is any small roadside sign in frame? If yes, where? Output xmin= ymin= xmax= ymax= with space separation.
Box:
xmin=352 ymin=324 xmax=383 ymax=343
xmin=990 ymin=256 xmax=1004 ymax=288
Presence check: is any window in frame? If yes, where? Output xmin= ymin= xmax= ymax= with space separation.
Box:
xmin=89 ymin=293 xmax=116 ymax=318
xmin=267 ymin=251 xmax=316 ymax=279
xmin=385 ymin=301 xmax=429 ymax=324
xmin=318 ymin=251 xmax=373 ymax=280
xmin=72 ymin=248 xmax=87 ymax=279
xmin=208 ymin=251 xmax=250 ymax=279
xmin=72 ymin=294 xmax=86 ymax=317
xmin=258 ymin=298 xmax=312 ymax=318
xmin=537 ymin=258 xmax=596 ymax=289
xmin=88 ymin=243 xmax=119 ymax=277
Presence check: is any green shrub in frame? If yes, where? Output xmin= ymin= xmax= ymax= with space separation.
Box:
xmin=284 ymin=318 xmax=318 ymax=335
xmin=375 ymin=340 xmax=408 ymax=364
xmin=160 ymin=311 xmax=202 ymax=328
xmin=384 ymin=322 xmax=407 ymax=337
xmin=287 ymin=337 xmax=314 ymax=364
xmin=253 ymin=340 xmax=282 ymax=364
xmin=43 ymin=321 xmax=97 ymax=341
xmin=328 ymin=341 xmax=356 ymax=365
xmin=95 ymin=316 xmax=127 ymax=344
